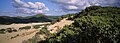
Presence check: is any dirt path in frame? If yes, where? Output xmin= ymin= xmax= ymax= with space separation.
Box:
xmin=48 ymin=18 xmax=74 ymax=33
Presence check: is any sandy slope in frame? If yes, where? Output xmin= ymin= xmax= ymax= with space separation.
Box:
xmin=35 ymin=18 xmax=74 ymax=41
xmin=48 ymin=18 xmax=74 ymax=33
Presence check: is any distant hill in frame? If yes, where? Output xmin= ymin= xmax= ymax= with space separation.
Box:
xmin=0 ymin=14 xmax=60 ymax=25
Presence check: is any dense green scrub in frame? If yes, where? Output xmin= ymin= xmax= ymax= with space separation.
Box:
xmin=39 ymin=6 xmax=120 ymax=43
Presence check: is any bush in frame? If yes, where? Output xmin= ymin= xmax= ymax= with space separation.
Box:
xmin=0 ymin=29 xmax=5 ymax=31
xmin=13 ymin=29 xmax=17 ymax=32
xmin=6 ymin=28 xmax=13 ymax=33
xmin=0 ymin=29 xmax=6 ymax=34
xmin=0 ymin=28 xmax=17 ymax=34
xmin=33 ymin=25 xmax=42 ymax=29
xmin=19 ymin=26 xmax=31 ymax=30
xmin=38 ymin=27 xmax=50 ymax=35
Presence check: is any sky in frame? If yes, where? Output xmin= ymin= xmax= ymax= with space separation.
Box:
xmin=0 ymin=0 xmax=120 ymax=16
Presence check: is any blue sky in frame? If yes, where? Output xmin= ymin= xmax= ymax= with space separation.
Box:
xmin=0 ymin=0 xmax=120 ymax=16
xmin=0 ymin=0 xmax=14 ymax=11
xmin=0 ymin=0 xmax=62 ymax=16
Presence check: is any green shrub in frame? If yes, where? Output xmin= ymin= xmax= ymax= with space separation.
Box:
xmin=39 ymin=27 xmax=50 ymax=35
xmin=0 ymin=29 xmax=5 ymax=31
xmin=0 ymin=29 xmax=6 ymax=34
xmin=6 ymin=28 xmax=13 ymax=33
xmin=27 ymin=36 xmax=39 ymax=43
xmin=33 ymin=25 xmax=42 ymax=29
xmin=19 ymin=26 xmax=31 ymax=30
xmin=13 ymin=29 xmax=17 ymax=32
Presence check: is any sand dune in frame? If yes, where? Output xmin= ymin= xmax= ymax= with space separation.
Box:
xmin=0 ymin=22 xmax=50 ymax=30
xmin=0 ymin=18 xmax=73 ymax=43
xmin=0 ymin=22 xmax=50 ymax=43
xmin=48 ymin=18 xmax=74 ymax=33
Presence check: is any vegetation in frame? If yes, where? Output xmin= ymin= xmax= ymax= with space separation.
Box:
xmin=19 ymin=26 xmax=31 ymax=30
xmin=12 ymin=29 xmax=17 ymax=32
xmin=33 ymin=25 xmax=42 ymax=29
xmin=11 ymin=34 xmax=19 ymax=39
xmin=47 ymin=16 xmax=61 ymax=21
xmin=27 ymin=26 xmax=50 ymax=43
xmin=7 ymin=28 xmax=13 ymax=33
xmin=0 ymin=29 xmax=6 ymax=34
xmin=51 ymin=14 xmax=76 ymax=24
xmin=0 ymin=28 xmax=17 ymax=34
xmin=37 ymin=27 xmax=50 ymax=35
xmin=0 ymin=14 xmax=60 ymax=25
xmin=27 ymin=36 xmax=39 ymax=43
xmin=38 ymin=6 xmax=120 ymax=43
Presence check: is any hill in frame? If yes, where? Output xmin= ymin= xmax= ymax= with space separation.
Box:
xmin=0 ymin=14 xmax=60 ymax=25
xmin=39 ymin=6 xmax=120 ymax=43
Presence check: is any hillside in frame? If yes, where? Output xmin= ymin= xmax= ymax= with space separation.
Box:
xmin=38 ymin=6 xmax=120 ymax=43
xmin=0 ymin=14 xmax=60 ymax=25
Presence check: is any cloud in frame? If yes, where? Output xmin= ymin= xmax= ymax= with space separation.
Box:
xmin=49 ymin=0 xmax=120 ymax=11
xmin=12 ymin=0 xmax=49 ymax=14
xmin=63 ymin=5 xmax=78 ymax=10
xmin=0 ymin=11 xmax=30 ymax=17
xmin=49 ymin=0 xmax=91 ymax=11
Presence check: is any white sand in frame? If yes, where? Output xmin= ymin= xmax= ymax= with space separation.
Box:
xmin=48 ymin=18 xmax=74 ymax=33
xmin=0 ymin=22 xmax=50 ymax=43
xmin=0 ymin=22 xmax=50 ymax=30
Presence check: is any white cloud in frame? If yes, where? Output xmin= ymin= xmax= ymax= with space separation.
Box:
xmin=11 ymin=0 xmax=120 ymax=16
xmin=64 ymin=5 xmax=78 ymax=10
xmin=12 ymin=0 xmax=49 ymax=14
xmin=49 ymin=0 xmax=120 ymax=11
xmin=49 ymin=0 xmax=91 ymax=11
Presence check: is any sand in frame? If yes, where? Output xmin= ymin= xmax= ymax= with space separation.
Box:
xmin=0 ymin=22 xmax=50 ymax=30
xmin=0 ymin=22 xmax=50 ymax=43
xmin=48 ymin=18 xmax=74 ymax=33
xmin=0 ymin=29 xmax=39 ymax=43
